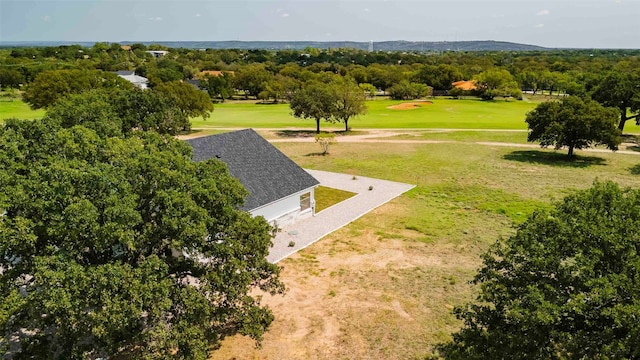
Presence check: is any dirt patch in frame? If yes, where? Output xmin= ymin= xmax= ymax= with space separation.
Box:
xmin=208 ymin=200 xmax=495 ymax=360
xmin=387 ymin=101 xmax=433 ymax=110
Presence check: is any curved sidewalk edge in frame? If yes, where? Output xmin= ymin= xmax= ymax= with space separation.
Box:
xmin=267 ymin=169 xmax=416 ymax=263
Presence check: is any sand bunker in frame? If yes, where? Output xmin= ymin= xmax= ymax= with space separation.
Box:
xmin=387 ymin=101 xmax=433 ymax=110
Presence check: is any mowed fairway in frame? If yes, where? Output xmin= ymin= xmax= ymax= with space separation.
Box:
xmin=0 ymin=99 xmax=46 ymax=121
xmin=209 ymin=142 xmax=640 ymax=359
xmin=191 ymin=98 xmax=538 ymax=129
xmin=0 ymin=97 xmax=536 ymax=129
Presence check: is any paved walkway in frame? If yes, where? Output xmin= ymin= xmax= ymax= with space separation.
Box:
xmin=267 ymin=170 xmax=415 ymax=263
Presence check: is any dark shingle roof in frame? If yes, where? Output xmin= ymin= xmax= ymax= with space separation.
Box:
xmin=186 ymin=129 xmax=319 ymax=211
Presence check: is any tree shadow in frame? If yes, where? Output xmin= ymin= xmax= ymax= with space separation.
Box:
xmin=503 ymin=150 xmax=607 ymax=168
xmin=621 ymin=134 xmax=640 ymax=152
xmin=276 ymin=130 xmax=367 ymax=138
xmin=277 ymin=130 xmax=318 ymax=138
xmin=630 ymin=164 xmax=640 ymax=175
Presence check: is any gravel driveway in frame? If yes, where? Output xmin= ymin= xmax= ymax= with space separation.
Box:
xmin=267 ymin=170 xmax=415 ymax=263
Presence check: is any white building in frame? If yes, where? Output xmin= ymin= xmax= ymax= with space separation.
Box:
xmin=146 ymin=50 xmax=169 ymax=58
xmin=115 ymin=70 xmax=149 ymax=89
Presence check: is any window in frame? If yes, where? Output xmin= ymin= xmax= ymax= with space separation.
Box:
xmin=300 ymin=192 xmax=311 ymax=211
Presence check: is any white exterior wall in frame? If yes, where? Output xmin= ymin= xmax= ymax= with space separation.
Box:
xmin=250 ymin=187 xmax=316 ymax=228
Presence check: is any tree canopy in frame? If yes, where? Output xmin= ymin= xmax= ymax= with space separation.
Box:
xmin=473 ymin=69 xmax=521 ymax=100
xmin=331 ymin=79 xmax=368 ymax=131
xmin=440 ymin=181 xmax=640 ymax=360
xmin=44 ymin=88 xmax=193 ymax=136
xmin=525 ymin=96 xmax=620 ymax=156
xmin=0 ymin=119 xmax=284 ymax=359
xmin=22 ymin=69 xmax=133 ymax=109
xmin=289 ymin=79 xmax=367 ymax=133
xmin=591 ymin=69 xmax=640 ymax=132
xmin=154 ymin=81 xmax=214 ymax=120
xmin=201 ymin=73 xmax=234 ymax=102
xmin=289 ymin=81 xmax=337 ymax=133
xmin=387 ymin=80 xmax=432 ymax=100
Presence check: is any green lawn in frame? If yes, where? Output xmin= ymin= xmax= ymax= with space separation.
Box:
xmin=3 ymin=96 xmax=640 ymax=135
xmin=314 ymin=185 xmax=357 ymax=213
xmin=0 ymin=99 xmax=45 ymax=121
xmin=278 ymin=142 xmax=640 ymax=222
xmin=377 ymin=130 xmax=530 ymax=144
xmin=191 ymin=98 xmax=539 ymax=130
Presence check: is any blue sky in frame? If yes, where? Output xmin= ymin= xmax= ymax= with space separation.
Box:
xmin=0 ymin=0 xmax=638 ymax=48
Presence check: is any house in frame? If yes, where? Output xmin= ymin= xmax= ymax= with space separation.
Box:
xmin=116 ymin=70 xmax=149 ymax=89
xmin=452 ymin=80 xmax=477 ymax=91
xmin=186 ymin=129 xmax=320 ymax=227
xmin=146 ymin=50 xmax=169 ymax=58
xmin=197 ymin=70 xmax=235 ymax=79
xmin=185 ymin=79 xmax=203 ymax=90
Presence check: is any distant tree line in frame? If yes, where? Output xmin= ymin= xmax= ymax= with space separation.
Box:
xmin=2 ymin=43 xmax=640 ymax=131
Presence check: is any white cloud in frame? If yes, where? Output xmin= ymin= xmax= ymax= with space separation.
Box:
xmin=194 ymin=13 xmax=202 ymax=17
xmin=536 ymin=9 xmax=550 ymax=16
xmin=363 ymin=8 xmax=370 ymax=12
xmin=534 ymin=23 xmax=545 ymax=28
xmin=148 ymin=16 xmax=163 ymax=21
xmin=281 ymin=13 xmax=289 ymax=17
xmin=41 ymin=15 xmax=52 ymax=22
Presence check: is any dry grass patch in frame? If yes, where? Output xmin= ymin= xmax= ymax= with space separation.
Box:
xmin=209 ymin=192 xmax=512 ymax=359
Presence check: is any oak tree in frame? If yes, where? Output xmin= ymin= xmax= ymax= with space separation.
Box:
xmin=440 ymin=181 xmax=640 ymax=360
xmin=154 ymin=81 xmax=214 ymax=119
xmin=474 ymin=69 xmax=521 ymax=100
xmin=525 ymin=96 xmax=620 ymax=156
xmin=289 ymin=81 xmax=336 ymax=133
xmin=332 ymin=79 xmax=368 ymax=132
xmin=0 ymin=119 xmax=284 ymax=359
xmin=591 ymin=70 xmax=640 ymax=132
xmin=22 ymin=69 xmax=132 ymax=109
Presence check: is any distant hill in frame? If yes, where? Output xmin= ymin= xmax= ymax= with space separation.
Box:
xmin=1 ymin=40 xmax=548 ymax=51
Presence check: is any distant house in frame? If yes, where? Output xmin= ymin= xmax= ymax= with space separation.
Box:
xmin=146 ymin=50 xmax=169 ymax=58
xmin=187 ymin=129 xmax=320 ymax=227
xmin=452 ymin=80 xmax=477 ymax=91
xmin=116 ymin=70 xmax=149 ymax=89
xmin=197 ymin=70 xmax=235 ymax=79
xmin=185 ymin=79 xmax=203 ymax=90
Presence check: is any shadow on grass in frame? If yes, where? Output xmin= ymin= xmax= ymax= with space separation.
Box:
xmin=277 ymin=130 xmax=318 ymax=138
xmin=621 ymin=135 xmax=640 ymax=153
xmin=304 ymin=152 xmax=329 ymax=157
xmin=178 ymin=128 xmax=227 ymax=136
xmin=630 ymin=164 xmax=640 ymax=175
xmin=503 ymin=150 xmax=606 ymax=168
xmin=276 ymin=130 xmax=368 ymax=138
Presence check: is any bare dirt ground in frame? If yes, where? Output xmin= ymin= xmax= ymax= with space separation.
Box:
xmin=209 ymin=199 xmax=509 ymax=360
xmin=386 ymin=101 xmax=433 ymax=110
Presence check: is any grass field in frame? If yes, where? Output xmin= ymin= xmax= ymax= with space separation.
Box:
xmin=0 ymin=98 xmax=45 ymax=121
xmin=209 ymin=141 xmax=640 ymax=359
xmin=192 ymin=98 xmax=539 ymax=130
xmin=1 ymin=97 xmax=537 ymax=130
xmin=376 ymin=129 xmax=530 ymax=144
xmin=314 ymin=185 xmax=357 ymax=213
